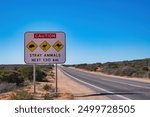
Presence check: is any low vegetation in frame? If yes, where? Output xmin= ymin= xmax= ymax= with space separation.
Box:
xmin=44 ymin=93 xmax=54 ymax=100
xmin=0 ymin=64 xmax=67 ymax=100
xmin=10 ymin=91 xmax=33 ymax=100
xmin=64 ymin=58 xmax=150 ymax=79
xmin=0 ymin=65 xmax=54 ymax=93
xmin=43 ymin=84 xmax=55 ymax=92
xmin=0 ymin=83 xmax=17 ymax=93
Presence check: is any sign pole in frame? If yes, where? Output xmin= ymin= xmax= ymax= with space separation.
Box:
xmin=148 ymin=60 xmax=149 ymax=78
xmin=33 ymin=64 xmax=36 ymax=93
xmin=25 ymin=32 xmax=66 ymax=94
xmin=56 ymin=64 xmax=58 ymax=94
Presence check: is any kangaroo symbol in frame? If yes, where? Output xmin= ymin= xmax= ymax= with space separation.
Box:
xmin=56 ymin=43 xmax=62 ymax=48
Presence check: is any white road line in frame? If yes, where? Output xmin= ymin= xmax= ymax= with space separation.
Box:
xmin=97 ymin=77 xmax=150 ymax=89
xmin=60 ymin=68 xmax=131 ymax=100
xmin=65 ymin=67 xmax=150 ymax=89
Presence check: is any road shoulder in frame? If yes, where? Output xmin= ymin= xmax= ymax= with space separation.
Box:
xmin=56 ymin=68 xmax=110 ymax=100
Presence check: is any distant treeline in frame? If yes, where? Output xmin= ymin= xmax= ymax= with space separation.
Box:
xmin=64 ymin=59 xmax=150 ymax=79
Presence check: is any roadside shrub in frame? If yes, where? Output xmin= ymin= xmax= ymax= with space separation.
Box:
xmin=75 ymin=63 xmax=102 ymax=71
xmin=10 ymin=91 xmax=33 ymax=100
xmin=119 ymin=66 xmax=136 ymax=76
xmin=37 ymin=65 xmax=54 ymax=72
xmin=18 ymin=66 xmax=33 ymax=81
xmin=44 ymin=93 xmax=54 ymax=100
xmin=134 ymin=70 xmax=145 ymax=78
xmin=142 ymin=66 xmax=149 ymax=71
xmin=50 ymin=71 xmax=55 ymax=78
xmin=105 ymin=63 xmax=118 ymax=69
xmin=65 ymin=59 xmax=150 ymax=78
xmin=0 ymin=83 xmax=17 ymax=93
xmin=36 ymin=69 xmax=47 ymax=82
xmin=18 ymin=66 xmax=47 ymax=82
xmin=0 ymin=70 xmax=24 ymax=86
xmin=43 ymin=84 xmax=51 ymax=91
xmin=43 ymin=84 xmax=55 ymax=92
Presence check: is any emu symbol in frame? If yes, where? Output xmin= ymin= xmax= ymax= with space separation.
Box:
xmin=42 ymin=44 xmax=47 ymax=48
xmin=42 ymin=43 xmax=47 ymax=50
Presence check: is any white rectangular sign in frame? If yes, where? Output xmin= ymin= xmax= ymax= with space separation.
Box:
xmin=24 ymin=32 xmax=66 ymax=64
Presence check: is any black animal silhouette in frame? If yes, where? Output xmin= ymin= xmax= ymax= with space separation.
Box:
xmin=56 ymin=43 xmax=62 ymax=48
xmin=42 ymin=43 xmax=47 ymax=49
xmin=29 ymin=44 xmax=35 ymax=48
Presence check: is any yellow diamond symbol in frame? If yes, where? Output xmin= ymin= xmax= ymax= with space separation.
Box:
xmin=26 ymin=40 xmax=38 ymax=52
xmin=40 ymin=41 xmax=51 ymax=52
xmin=53 ymin=40 xmax=64 ymax=52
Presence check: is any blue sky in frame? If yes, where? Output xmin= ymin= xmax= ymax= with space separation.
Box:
xmin=0 ymin=0 xmax=150 ymax=64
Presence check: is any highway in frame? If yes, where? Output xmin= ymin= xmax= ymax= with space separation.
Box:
xmin=59 ymin=66 xmax=150 ymax=100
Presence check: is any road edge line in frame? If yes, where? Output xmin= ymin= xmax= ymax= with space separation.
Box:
xmin=69 ymin=67 xmax=150 ymax=89
xmin=60 ymin=68 xmax=131 ymax=100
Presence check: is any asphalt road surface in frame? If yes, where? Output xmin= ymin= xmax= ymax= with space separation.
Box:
xmin=59 ymin=66 xmax=150 ymax=100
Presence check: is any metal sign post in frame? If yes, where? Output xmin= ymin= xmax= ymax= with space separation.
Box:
xmin=33 ymin=64 xmax=36 ymax=93
xmin=24 ymin=32 xmax=66 ymax=94
xmin=55 ymin=64 xmax=58 ymax=93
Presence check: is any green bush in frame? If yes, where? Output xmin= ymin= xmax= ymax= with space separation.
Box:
xmin=43 ymin=84 xmax=55 ymax=92
xmin=18 ymin=66 xmax=47 ymax=82
xmin=142 ymin=66 xmax=149 ymax=71
xmin=18 ymin=66 xmax=33 ymax=81
xmin=75 ymin=63 xmax=102 ymax=71
xmin=0 ymin=70 xmax=24 ymax=86
xmin=66 ymin=59 xmax=150 ymax=78
xmin=44 ymin=93 xmax=54 ymax=100
xmin=43 ymin=84 xmax=51 ymax=91
xmin=0 ymin=83 xmax=17 ymax=93
xmin=0 ymin=65 xmax=53 ymax=87
xmin=36 ymin=69 xmax=47 ymax=82
xmin=119 ymin=66 xmax=136 ymax=76
xmin=10 ymin=91 xmax=33 ymax=100
xmin=37 ymin=65 xmax=54 ymax=72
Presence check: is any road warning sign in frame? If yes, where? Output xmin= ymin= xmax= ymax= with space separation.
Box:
xmin=53 ymin=40 xmax=64 ymax=52
xmin=40 ymin=41 xmax=51 ymax=52
xmin=26 ymin=41 xmax=38 ymax=52
xmin=24 ymin=32 xmax=66 ymax=64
